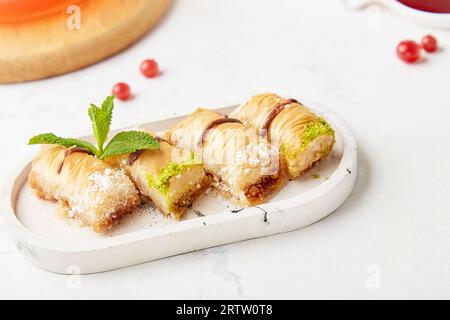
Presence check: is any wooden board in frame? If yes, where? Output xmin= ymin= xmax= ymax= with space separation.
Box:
xmin=0 ymin=0 xmax=172 ymax=83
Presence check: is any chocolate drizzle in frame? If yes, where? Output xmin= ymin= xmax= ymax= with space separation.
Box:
xmin=127 ymin=150 xmax=145 ymax=166
xmin=57 ymin=147 xmax=93 ymax=174
xmin=154 ymin=136 xmax=167 ymax=143
xmin=197 ymin=116 xmax=242 ymax=148
xmin=261 ymin=98 xmax=298 ymax=142
xmin=127 ymin=136 xmax=167 ymax=166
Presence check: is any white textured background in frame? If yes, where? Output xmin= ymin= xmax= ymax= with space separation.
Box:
xmin=0 ymin=0 xmax=449 ymax=299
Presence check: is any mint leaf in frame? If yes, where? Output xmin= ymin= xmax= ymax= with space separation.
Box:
xmin=88 ymin=96 xmax=114 ymax=154
xmin=28 ymin=133 xmax=99 ymax=156
xmin=28 ymin=97 xmax=161 ymax=161
xmin=100 ymin=131 xmax=160 ymax=160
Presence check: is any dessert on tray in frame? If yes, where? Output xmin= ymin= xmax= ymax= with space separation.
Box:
xmin=231 ymin=93 xmax=335 ymax=178
xmin=106 ymin=133 xmax=210 ymax=220
xmin=28 ymin=145 xmax=141 ymax=232
xmin=165 ymin=108 xmax=286 ymax=206
xmin=28 ymin=96 xmax=161 ymax=232
xmin=26 ymin=94 xmax=336 ymax=232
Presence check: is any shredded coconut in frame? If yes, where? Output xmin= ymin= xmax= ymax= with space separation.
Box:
xmin=67 ymin=168 xmax=138 ymax=225
xmin=88 ymin=168 xmax=116 ymax=192
xmin=234 ymin=142 xmax=278 ymax=167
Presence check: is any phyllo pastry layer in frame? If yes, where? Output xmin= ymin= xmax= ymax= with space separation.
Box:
xmin=165 ymin=108 xmax=286 ymax=206
xmin=231 ymin=93 xmax=335 ymax=178
xmin=107 ymin=135 xmax=209 ymax=220
xmin=28 ymin=145 xmax=141 ymax=232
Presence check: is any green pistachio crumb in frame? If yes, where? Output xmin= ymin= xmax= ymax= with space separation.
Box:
xmin=147 ymin=157 xmax=198 ymax=195
xmin=300 ymin=118 xmax=335 ymax=152
xmin=280 ymin=118 xmax=334 ymax=164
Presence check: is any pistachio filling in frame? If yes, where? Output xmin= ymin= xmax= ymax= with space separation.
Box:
xmin=147 ymin=157 xmax=198 ymax=195
xmin=281 ymin=118 xmax=334 ymax=162
xmin=300 ymin=118 xmax=334 ymax=152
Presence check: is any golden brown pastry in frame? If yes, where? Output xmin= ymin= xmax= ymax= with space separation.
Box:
xmin=106 ymin=134 xmax=210 ymax=220
xmin=231 ymin=93 xmax=335 ymax=178
xmin=165 ymin=108 xmax=286 ymax=206
xmin=28 ymin=145 xmax=141 ymax=232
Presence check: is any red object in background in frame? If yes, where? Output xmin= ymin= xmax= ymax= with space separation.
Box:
xmin=421 ymin=35 xmax=438 ymax=52
xmin=140 ymin=59 xmax=160 ymax=78
xmin=0 ymin=0 xmax=78 ymax=23
xmin=397 ymin=40 xmax=421 ymax=63
xmin=112 ymin=83 xmax=132 ymax=101
xmin=397 ymin=0 xmax=450 ymax=13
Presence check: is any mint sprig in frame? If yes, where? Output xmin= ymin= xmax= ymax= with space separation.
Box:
xmin=88 ymin=95 xmax=114 ymax=155
xmin=29 ymin=96 xmax=160 ymax=160
xmin=28 ymin=133 xmax=99 ymax=156
xmin=102 ymin=131 xmax=160 ymax=159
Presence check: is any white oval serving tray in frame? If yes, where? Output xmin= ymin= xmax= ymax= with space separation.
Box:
xmin=1 ymin=99 xmax=357 ymax=274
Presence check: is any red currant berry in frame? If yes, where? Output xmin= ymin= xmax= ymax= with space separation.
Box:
xmin=112 ymin=82 xmax=132 ymax=101
xmin=396 ymin=40 xmax=421 ymax=63
xmin=140 ymin=59 xmax=159 ymax=78
xmin=421 ymin=35 xmax=438 ymax=53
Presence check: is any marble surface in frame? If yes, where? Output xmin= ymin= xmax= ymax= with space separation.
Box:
xmin=0 ymin=0 xmax=449 ymax=299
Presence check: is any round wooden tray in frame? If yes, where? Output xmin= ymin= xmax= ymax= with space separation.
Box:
xmin=0 ymin=0 xmax=172 ymax=83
